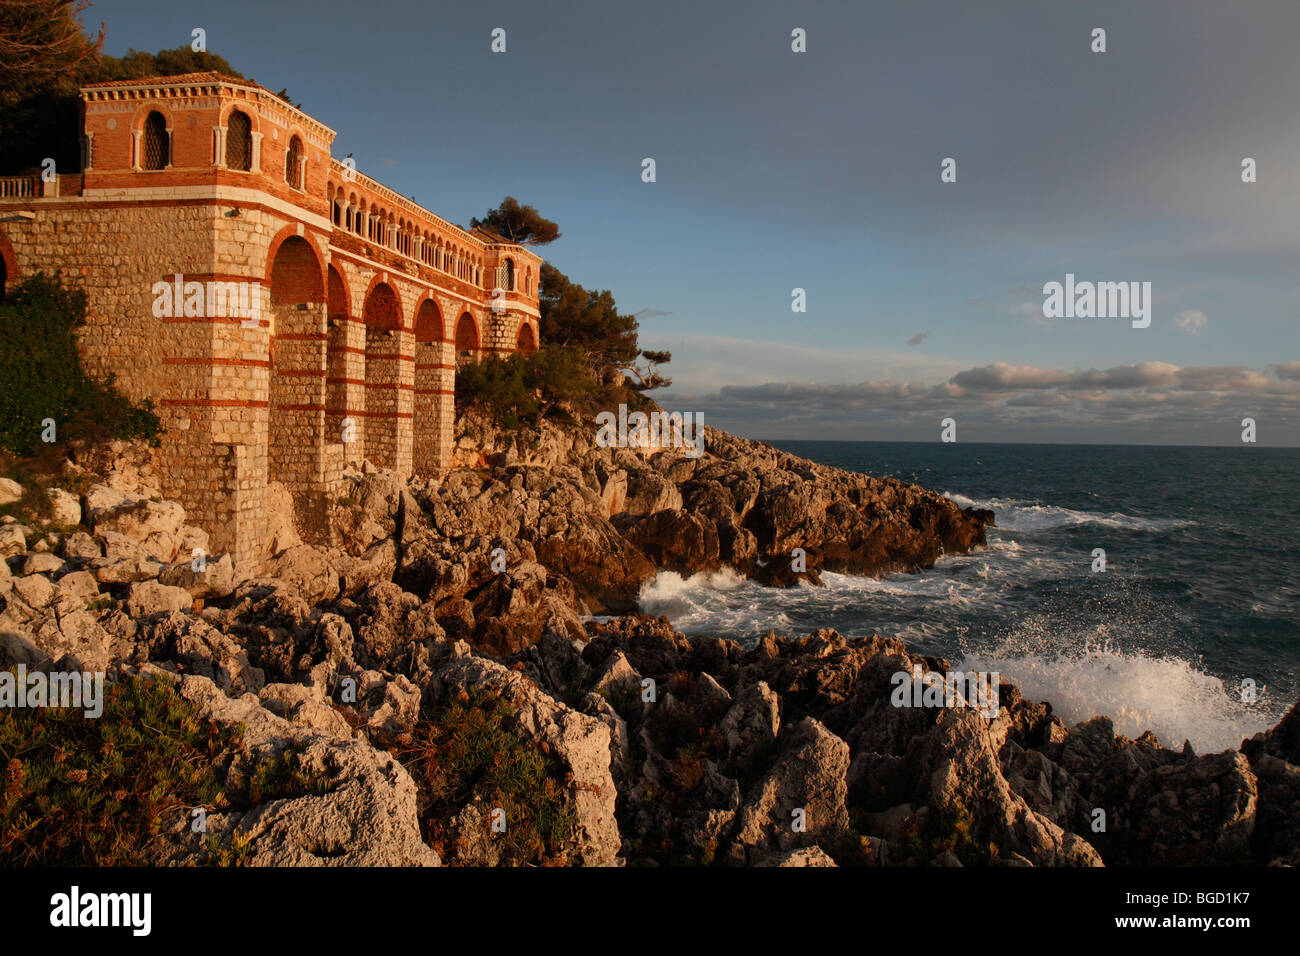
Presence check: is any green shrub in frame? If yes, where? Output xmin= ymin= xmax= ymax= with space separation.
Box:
xmin=456 ymin=343 xmax=617 ymax=428
xmin=0 ymin=674 xmax=237 ymax=866
xmin=399 ymin=690 xmax=575 ymax=865
xmin=0 ymin=273 xmax=160 ymax=456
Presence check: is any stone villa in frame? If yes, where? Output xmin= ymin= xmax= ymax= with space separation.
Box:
xmin=0 ymin=72 xmax=542 ymax=571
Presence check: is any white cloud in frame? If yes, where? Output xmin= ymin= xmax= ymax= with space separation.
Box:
xmin=1172 ymin=309 xmax=1209 ymax=335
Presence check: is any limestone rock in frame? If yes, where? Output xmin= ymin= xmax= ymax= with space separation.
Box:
xmin=0 ymin=477 xmax=23 ymax=506
xmin=0 ymin=525 xmax=25 ymax=557
xmin=164 ymin=672 xmax=439 ymax=867
xmin=432 ymin=656 xmax=621 ymax=865
xmin=729 ymin=717 xmax=850 ymax=862
xmin=754 ymin=846 xmax=838 ymax=867
xmin=126 ymin=580 xmax=193 ymax=617
xmin=22 ymin=553 xmax=64 ymax=576
xmin=46 ymin=488 xmax=82 ymax=526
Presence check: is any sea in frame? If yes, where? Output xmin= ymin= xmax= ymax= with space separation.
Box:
xmin=635 ymin=441 xmax=1300 ymax=753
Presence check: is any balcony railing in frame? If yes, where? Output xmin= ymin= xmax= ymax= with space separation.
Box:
xmin=0 ymin=175 xmax=39 ymax=199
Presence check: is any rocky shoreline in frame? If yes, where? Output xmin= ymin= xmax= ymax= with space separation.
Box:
xmin=1 ymin=414 xmax=1296 ymax=866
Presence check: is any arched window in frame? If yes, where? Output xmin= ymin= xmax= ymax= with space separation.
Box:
xmin=285 ymin=135 xmax=303 ymax=189
xmin=142 ymin=111 xmax=169 ymax=170
xmin=226 ymin=110 xmax=251 ymax=170
xmin=503 ymin=257 xmax=515 ymax=291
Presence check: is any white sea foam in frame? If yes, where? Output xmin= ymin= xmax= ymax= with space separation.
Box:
xmin=636 ymin=565 xmax=1280 ymax=755
xmin=944 ymin=492 xmax=1193 ymax=533
xmin=960 ymin=640 xmax=1281 ymax=754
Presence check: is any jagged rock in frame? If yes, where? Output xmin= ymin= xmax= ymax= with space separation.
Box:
xmin=258 ymin=682 xmax=356 ymax=738
xmin=625 ymin=508 xmax=721 ymax=573
xmin=754 ymin=846 xmax=838 ymax=867
xmin=1 ymin=602 xmax=128 ymax=672
xmin=22 ymin=553 xmax=64 ymax=576
xmin=917 ymin=707 xmax=1103 ymax=867
xmin=431 ymin=656 xmax=621 ymax=865
xmin=1121 ymin=750 xmax=1257 ymax=865
xmin=351 ymin=670 xmax=421 ymax=739
xmin=97 ymin=530 xmax=142 ymax=563
xmin=622 ymin=470 xmax=684 ymax=517
xmin=54 ymin=570 xmax=100 ymax=603
xmin=61 ymin=531 xmax=101 ymax=561
xmin=264 ymin=545 xmax=341 ymax=606
xmin=147 ymin=612 xmax=265 ymax=695
xmin=717 ymin=680 xmax=780 ymax=773
xmin=126 ymin=580 xmax=193 ymax=617
xmin=158 ymin=552 xmax=237 ymax=598
xmin=47 ymin=488 xmax=82 ymax=526
xmin=90 ymin=494 xmax=185 ymax=547
xmin=590 ymin=649 xmax=641 ymax=695
xmin=729 ymin=717 xmax=850 ymax=862
xmin=0 ymin=477 xmax=23 ymax=506
xmin=600 ymin=469 xmax=627 ymax=516
xmin=161 ymin=671 xmax=439 ymax=866
xmin=0 ymin=525 xmax=25 ymax=557
xmin=94 ymin=555 xmax=166 ymax=584
xmin=12 ymin=574 xmax=55 ymax=609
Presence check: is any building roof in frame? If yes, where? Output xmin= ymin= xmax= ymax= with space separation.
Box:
xmin=81 ymin=71 xmax=272 ymax=93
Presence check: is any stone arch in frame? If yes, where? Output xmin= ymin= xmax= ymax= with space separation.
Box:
xmin=362 ymin=282 xmax=403 ymax=468
xmin=268 ymin=235 xmax=327 ymax=493
xmin=516 ymin=322 xmax=536 ymax=352
xmin=415 ymin=298 xmax=443 ymax=343
xmin=455 ymin=311 xmax=479 ymax=364
xmin=264 ymin=226 xmax=327 ymax=294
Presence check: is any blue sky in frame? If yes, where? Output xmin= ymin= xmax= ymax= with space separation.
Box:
xmin=91 ymin=0 xmax=1300 ymax=444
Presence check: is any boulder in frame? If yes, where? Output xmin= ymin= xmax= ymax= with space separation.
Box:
xmin=46 ymin=488 xmax=82 ymax=526
xmin=22 ymin=553 xmax=64 ymax=576
xmin=264 ymin=545 xmax=341 ymax=606
xmin=126 ymin=580 xmax=193 ymax=617
xmin=754 ymin=846 xmax=838 ymax=867
xmin=0 ymin=477 xmax=23 ymax=506
xmin=61 ymin=532 xmax=101 ymax=561
xmin=0 ymin=525 xmax=25 ymax=557
xmin=159 ymin=672 xmax=439 ymax=866
xmin=158 ymin=553 xmax=237 ymax=599
xmin=12 ymin=574 xmax=55 ymax=610
xmin=729 ymin=717 xmax=850 ymax=862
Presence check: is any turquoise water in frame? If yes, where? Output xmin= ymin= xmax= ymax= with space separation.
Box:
xmin=637 ymin=441 xmax=1300 ymax=752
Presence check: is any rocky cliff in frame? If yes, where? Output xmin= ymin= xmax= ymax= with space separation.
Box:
xmin=1 ymin=416 xmax=1294 ymax=867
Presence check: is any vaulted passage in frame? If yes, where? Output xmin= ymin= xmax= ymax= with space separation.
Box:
xmin=517 ymin=323 xmax=536 ymax=352
xmin=455 ymin=311 xmax=479 ymax=366
xmin=268 ymin=236 xmax=325 ymax=493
